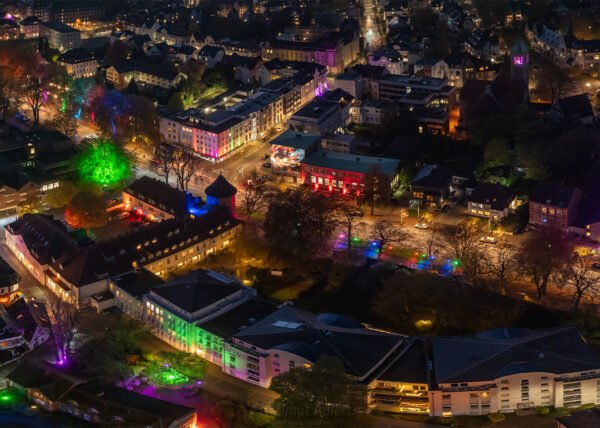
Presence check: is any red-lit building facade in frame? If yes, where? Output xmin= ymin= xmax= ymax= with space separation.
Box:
xmin=300 ymin=151 xmax=401 ymax=196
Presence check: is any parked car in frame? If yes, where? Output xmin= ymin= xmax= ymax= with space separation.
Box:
xmin=262 ymin=162 xmax=272 ymax=168
xmin=349 ymin=209 xmax=364 ymax=217
xmin=261 ymin=154 xmax=270 ymax=160
xmin=261 ymin=175 xmax=274 ymax=181
xmin=480 ymin=236 xmax=497 ymax=244
xmin=114 ymin=211 xmax=130 ymax=221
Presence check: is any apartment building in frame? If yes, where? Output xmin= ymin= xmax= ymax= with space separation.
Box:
xmin=106 ymin=60 xmax=186 ymax=89
xmin=5 ymin=176 xmax=241 ymax=307
xmin=288 ymin=89 xmax=353 ymax=135
xmin=262 ymin=30 xmax=360 ymax=74
xmin=429 ymin=328 xmax=600 ymax=416
xmin=529 ymin=182 xmax=582 ymax=231
xmin=40 ymin=21 xmax=81 ymax=52
xmin=374 ymin=75 xmax=457 ymax=110
xmin=467 ymin=183 xmax=517 ymax=223
xmin=19 ymin=16 xmax=41 ymax=39
xmin=57 ymin=48 xmax=97 ymax=78
xmin=160 ymin=70 xmax=322 ymax=161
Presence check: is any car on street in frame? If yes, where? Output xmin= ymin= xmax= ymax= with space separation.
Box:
xmin=262 ymin=162 xmax=272 ymax=168
xmin=15 ymin=112 xmax=30 ymax=123
xmin=480 ymin=236 xmax=497 ymax=244
xmin=349 ymin=209 xmax=364 ymax=217
xmin=114 ymin=212 xmax=130 ymax=221
xmin=261 ymin=154 xmax=270 ymax=160
xmin=592 ymin=263 xmax=600 ymax=271
xmin=415 ymin=217 xmax=430 ymax=229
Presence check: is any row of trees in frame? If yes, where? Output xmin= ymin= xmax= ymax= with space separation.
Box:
xmin=422 ymin=220 xmax=600 ymax=310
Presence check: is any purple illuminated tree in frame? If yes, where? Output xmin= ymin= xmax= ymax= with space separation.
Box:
xmin=45 ymin=293 xmax=79 ymax=366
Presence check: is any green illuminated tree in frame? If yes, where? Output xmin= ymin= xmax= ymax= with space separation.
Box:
xmin=76 ymin=139 xmax=132 ymax=187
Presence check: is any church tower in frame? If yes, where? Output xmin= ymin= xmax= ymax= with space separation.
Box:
xmin=510 ymin=39 xmax=529 ymax=87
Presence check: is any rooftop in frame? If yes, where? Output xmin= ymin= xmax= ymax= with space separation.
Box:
xmin=301 ymin=151 xmax=400 ymax=175
xmin=432 ymin=327 xmax=600 ymax=384
xmin=41 ymin=21 xmax=79 ymax=33
xmin=270 ymin=130 xmax=321 ymax=150
xmin=233 ymin=305 xmax=405 ymax=380
xmin=530 ymin=182 xmax=580 ymax=207
xmin=468 ymin=183 xmax=515 ymax=210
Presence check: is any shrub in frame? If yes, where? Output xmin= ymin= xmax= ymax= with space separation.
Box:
xmin=487 ymin=413 xmax=506 ymax=423
xmin=536 ymin=406 xmax=550 ymax=415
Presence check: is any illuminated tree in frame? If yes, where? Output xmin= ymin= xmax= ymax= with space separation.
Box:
xmin=17 ymin=194 xmax=42 ymax=217
xmin=336 ymin=203 xmax=364 ymax=250
xmin=65 ymin=189 xmax=108 ymax=231
xmin=45 ymin=292 xmax=80 ymax=366
xmin=370 ymin=220 xmax=406 ymax=260
xmin=561 ymin=250 xmax=600 ymax=310
xmin=239 ymin=182 xmax=269 ymax=222
xmin=76 ymin=139 xmax=132 ymax=187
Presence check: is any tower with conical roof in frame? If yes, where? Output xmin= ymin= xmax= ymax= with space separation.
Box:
xmin=510 ymin=38 xmax=529 ymax=87
xmin=205 ymin=174 xmax=237 ymax=212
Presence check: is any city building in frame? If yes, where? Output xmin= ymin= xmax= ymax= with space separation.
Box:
xmin=0 ymin=255 xmax=19 ymax=305
xmin=410 ymin=165 xmax=453 ymax=210
xmin=529 ymin=182 xmax=582 ymax=231
xmin=557 ymin=408 xmax=600 ymax=428
xmin=8 ymin=361 xmax=197 ymax=427
xmin=526 ymin=22 xmax=568 ymax=63
xmin=226 ymin=305 xmax=405 ymax=387
xmin=106 ymin=60 xmax=186 ymax=89
xmin=414 ymin=58 xmax=448 ymax=79
xmin=47 ymin=0 xmax=105 ymax=25
xmin=373 ymin=75 xmax=457 ymax=110
xmin=57 ymin=48 xmax=97 ymax=78
xmin=198 ymin=45 xmax=224 ymax=69
xmin=19 ymin=16 xmax=41 ymax=39
xmin=161 ymin=70 xmax=324 ymax=161
xmin=571 ymin=39 xmax=600 ymax=71
xmin=40 ymin=21 xmax=81 ymax=52
xmin=301 ymin=151 xmax=401 ymax=196
xmin=368 ymin=48 xmax=404 ymax=75
xmin=269 ymin=130 xmax=320 ymax=178
xmin=429 ymin=327 xmax=600 ymax=416
xmin=0 ymin=172 xmax=41 ymax=218
xmin=467 ymin=183 xmax=517 ymax=223
xmin=5 ymin=176 xmax=242 ymax=307
xmin=122 ymin=176 xmax=205 ymax=221
xmin=0 ymin=297 xmax=49 ymax=354
xmin=0 ymin=17 xmax=20 ymax=40
xmin=334 ymin=70 xmax=363 ymax=99
xmin=367 ymin=338 xmax=430 ymax=414
xmin=262 ymin=30 xmax=360 ymax=74
xmin=465 ymin=29 xmax=500 ymax=61
xmin=552 ymin=94 xmax=595 ymax=126
xmin=288 ymin=89 xmax=353 ymax=135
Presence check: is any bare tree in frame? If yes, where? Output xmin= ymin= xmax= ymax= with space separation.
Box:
xmin=154 ymin=145 xmax=175 ymax=185
xmin=45 ymin=293 xmax=79 ymax=365
xmin=171 ymin=144 xmax=196 ymax=190
xmin=519 ymin=228 xmax=570 ymax=300
xmin=561 ymin=251 xmax=600 ymax=310
xmin=440 ymin=222 xmax=486 ymax=285
xmin=424 ymin=221 xmax=440 ymax=267
xmin=358 ymin=165 xmax=392 ymax=215
xmin=371 ymin=220 xmax=406 ymax=260
xmin=239 ymin=182 xmax=268 ymax=222
xmin=486 ymin=240 xmax=520 ymax=294
xmin=337 ymin=203 xmax=364 ymax=250
xmin=50 ymin=104 xmax=78 ymax=138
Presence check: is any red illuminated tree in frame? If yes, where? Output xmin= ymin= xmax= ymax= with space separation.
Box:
xmin=65 ymin=189 xmax=108 ymax=231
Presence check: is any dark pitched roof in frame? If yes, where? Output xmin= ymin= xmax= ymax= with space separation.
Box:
xmin=124 ymin=176 xmax=204 ymax=218
xmin=432 ymin=327 xmax=600 ymax=384
xmin=556 ymin=409 xmax=600 ymax=428
xmin=112 ymin=60 xmax=181 ymax=81
xmin=376 ymin=338 xmax=429 ymax=384
xmin=8 ymin=360 xmax=81 ymax=400
xmin=42 ymin=21 xmax=79 ymax=33
xmin=111 ymin=268 xmax=164 ymax=298
xmin=233 ymin=305 xmax=404 ymax=379
xmin=205 ymin=174 xmax=237 ymax=198
xmin=556 ymin=94 xmax=594 ymax=121
xmin=468 ymin=183 xmax=515 ymax=210
xmin=411 ymin=165 xmax=453 ymax=189
xmin=63 ymin=381 xmax=195 ymax=426
xmin=199 ymin=45 xmax=224 ymax=57
xmin=221 ymin=53 xmax=262 ymax=69
xmin=5 ymin=208 xmax=241 ymax=288
xmin=198 ymin=297 xmax=277 ymax=338
xmin=57 ymin=48 xmax=94 ymax=64
xmin=350 ymin=64 xmax=387 ymax=79
xmin=149 ymin=270 xmax=243 ymax=314
xmin=530 ymin=182 xmax=579 ymax=207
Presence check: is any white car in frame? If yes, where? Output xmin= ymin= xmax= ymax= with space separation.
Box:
xmin=415 ymin=222 xmax=429 ymax=230
xmin=114 ymin=211 xmax=130 ymax=221
xmin=480 ymin=236 xmax=497 ymax=244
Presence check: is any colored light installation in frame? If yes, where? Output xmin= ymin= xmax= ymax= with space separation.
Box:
xmin=155 ymin=367 xmax=189 ymax=386
xmin=77 ymin=139 xmax=131 ymax=187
